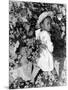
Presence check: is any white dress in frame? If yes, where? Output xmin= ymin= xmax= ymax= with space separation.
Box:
xmin=35 ymin=29 xmax=54 ymax=71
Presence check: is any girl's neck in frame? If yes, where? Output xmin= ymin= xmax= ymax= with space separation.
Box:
xmin=41 ymin=28 xmax=50 ymax=33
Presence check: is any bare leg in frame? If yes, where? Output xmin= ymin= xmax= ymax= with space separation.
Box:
xmin=31 ymin=64 xmax=40 ymax=82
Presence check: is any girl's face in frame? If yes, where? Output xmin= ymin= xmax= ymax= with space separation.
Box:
xmin=42 ymin=18 xmax=51 ymax=31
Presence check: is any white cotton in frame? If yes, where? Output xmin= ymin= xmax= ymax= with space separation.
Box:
xmin=14 ymin=41 xmax=20 ymax=52
xmin=10 ymin=64 xmax=32 ymax=81
xmin=54 ymin=60 xmax=60 ymax=76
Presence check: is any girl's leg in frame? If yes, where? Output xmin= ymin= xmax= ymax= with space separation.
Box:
xmin=31 ymin=64 xmax=40 ymax=82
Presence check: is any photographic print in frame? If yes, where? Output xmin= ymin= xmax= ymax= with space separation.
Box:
xmin=9 ymin=0 xmax=66 ymax=89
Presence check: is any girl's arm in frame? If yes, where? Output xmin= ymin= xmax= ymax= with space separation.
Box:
xmin=46 ymin=38 xmax=53 ymax=53
xmin=43 ymin=32 xmax=53 ymax=53
xmin=40 ymin=44 xmax=47 ymax=50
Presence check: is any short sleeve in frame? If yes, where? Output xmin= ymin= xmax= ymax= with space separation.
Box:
xmin=35 ymin=29 xmax=41 ymax=40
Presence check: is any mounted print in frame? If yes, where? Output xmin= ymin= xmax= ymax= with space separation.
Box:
xmin=9 ymin=0 xmax=66 ymax=89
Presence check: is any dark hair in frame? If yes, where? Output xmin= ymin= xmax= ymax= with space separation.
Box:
xmin=40 ymin=16 xmax=52 ymax=28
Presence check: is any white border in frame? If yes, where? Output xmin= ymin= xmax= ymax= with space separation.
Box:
xmin=10 ymin=0 xmax=67 ymax=4
xmin=0 ymin=0 xmax=68 ymax=90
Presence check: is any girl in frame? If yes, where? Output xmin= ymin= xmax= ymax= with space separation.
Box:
xmin=31 ymin=11 xmax=54 ymax=82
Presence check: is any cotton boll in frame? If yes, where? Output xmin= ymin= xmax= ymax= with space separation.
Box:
xmin=40 ymin=81 xmax=44 ymax=86
xmin=61 ymin=32 xmax=65 ymax=39
xmin=60 ymin=69 xmax=67 ymax=86
xmin=61 ymin=25 xmax=65 ymax=32
xmin=16 ymin=2 xmax=21 ymax=7
xmin=52 ymin=4 xmax=58 ymax=9
xmin=9 ymin=69 xmax=18 ymax=81
xmin=64 ymin=59 xmax=67 ymax=70
xmin=9 ymin=15 xmax=17 ymax=27
xmin=14 ymin=41 xmax=20 ymax=52
xmin=61 ymin=24 xmax=65 ymax=39
xmin=54 ymin=60 xmax=60 ymax=76
xmin=61 ymin=70 xmax=66 ymax=79
xmin=9 ymin=74 xmax=14 ymax=85
xmin=9 ymin=45 xmax=17 ymax=60
xmin=58 ymin=6 xmax=62 ymax=13
xmin=61 ymin=7 xmax=66 ymax=16
xmin=43 ymin=72 xmax=48 ymax=79
xmin=21 ymin=2 xmax=25 ymax=9
xmin=57 ymin=14 xmax=62 ymax=21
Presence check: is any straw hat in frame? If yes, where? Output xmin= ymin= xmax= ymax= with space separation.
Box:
xmin=37 ymin=11 xmax=53 ymax=26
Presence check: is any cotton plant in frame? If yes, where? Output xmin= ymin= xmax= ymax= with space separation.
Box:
xmin=59 ymin=59 xmax=67 ymax=86
xmin=9 ymin=1 xmax=66 ymax=88
xmin=35 ymin=75 xmax=44 ymax=87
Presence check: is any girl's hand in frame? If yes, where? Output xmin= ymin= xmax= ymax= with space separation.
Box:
xmin=40 ymin=44 xmax=47 ymax=50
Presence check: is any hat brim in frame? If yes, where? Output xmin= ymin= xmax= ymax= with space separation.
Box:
xmin=37 ymin=11 xmax=53 ymax=26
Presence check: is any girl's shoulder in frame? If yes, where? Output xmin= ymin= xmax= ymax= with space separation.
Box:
xmin=35 ymin=29 xmax=41 ymax=34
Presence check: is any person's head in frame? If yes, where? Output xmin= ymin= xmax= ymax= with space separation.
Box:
xmin=40 ymin=16 xmax=51 ymax=31
xmin=37 ymin=11 xmax=53 ymax=31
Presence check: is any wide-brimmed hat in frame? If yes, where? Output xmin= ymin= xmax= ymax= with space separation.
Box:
xmin=37 ymin=11 xmax=53 ymax=26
